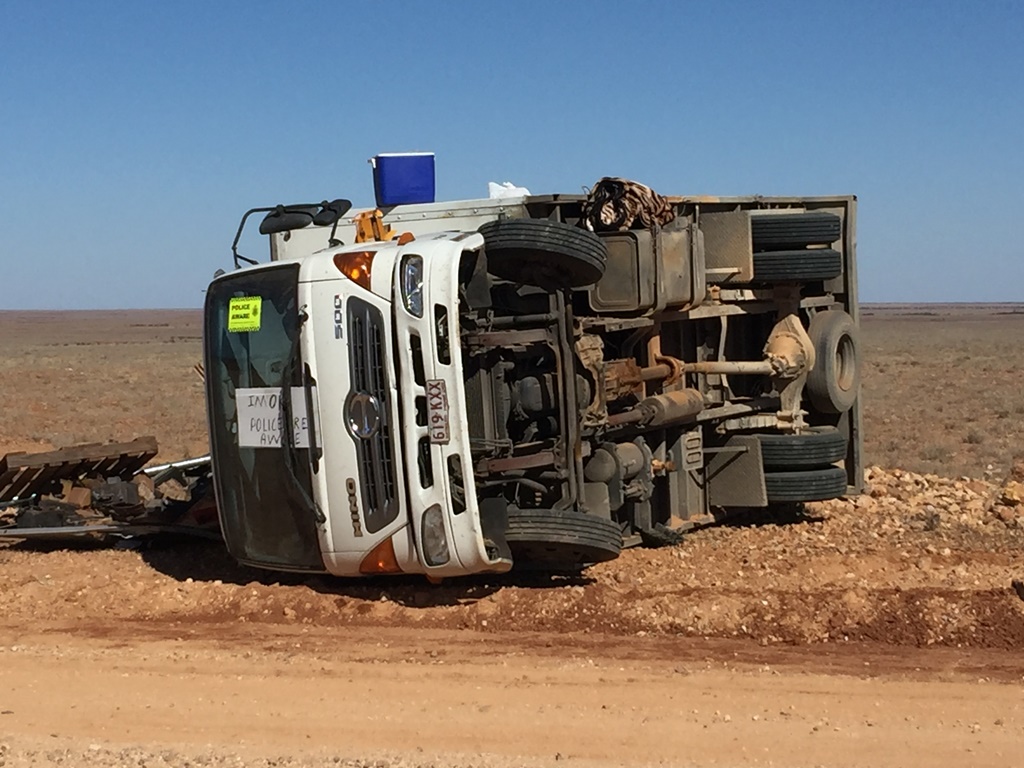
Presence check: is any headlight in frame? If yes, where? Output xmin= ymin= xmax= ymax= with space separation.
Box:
xmin=421 ymin=505 xmax=449 ymax=566
xmin=400 ymin=254 xmax=424 ymax=317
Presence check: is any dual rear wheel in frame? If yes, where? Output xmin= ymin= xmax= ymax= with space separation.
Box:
xmin=750 ymin=212 xmax=843 ymax=283
xmin=757 ymin=427 xmax=850 ymax=502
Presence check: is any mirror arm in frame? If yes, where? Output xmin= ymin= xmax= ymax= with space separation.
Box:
xmin=231 ymin=207 xmax=276 ymax=269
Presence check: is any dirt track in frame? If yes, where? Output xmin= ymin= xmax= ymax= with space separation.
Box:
xmin=2 ymin=623 xmax=1024 ymax=768
xmin=3 ymin=309 xmax=1024 ymax=766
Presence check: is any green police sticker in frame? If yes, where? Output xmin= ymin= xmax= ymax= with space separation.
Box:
xmin=228 ymin=296 xmax=262 ymax=332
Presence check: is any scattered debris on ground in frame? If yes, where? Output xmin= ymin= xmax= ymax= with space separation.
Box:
xmin=0 ymin=439 xmax=217 ymax=541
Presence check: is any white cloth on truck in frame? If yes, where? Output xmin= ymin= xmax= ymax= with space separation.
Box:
xmin=488 ymin=181 xmax=531 ymax=199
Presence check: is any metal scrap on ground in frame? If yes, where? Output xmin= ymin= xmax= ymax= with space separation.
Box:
xmin=0 ymin=438 xmax=219 ymax=541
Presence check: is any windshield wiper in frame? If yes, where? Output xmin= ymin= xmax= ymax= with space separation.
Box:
xmin=281 ymin=310 xmax=326 ymax=525
xmin=302 ymin=362 xmax=322 ymax=471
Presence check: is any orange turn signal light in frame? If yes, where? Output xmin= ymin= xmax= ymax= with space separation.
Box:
xmin=358 ymin=535 xmax=404 ymax=575
xmin=333 ymin=251 xmax=375 ymax=290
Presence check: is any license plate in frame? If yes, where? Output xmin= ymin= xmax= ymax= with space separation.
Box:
xmin=426 ymin=379 xmax=450 ymax=444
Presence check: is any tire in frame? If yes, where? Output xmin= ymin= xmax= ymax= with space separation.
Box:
xmin=479 ymin=219 xmax=607 ymax=289
xmin=505 ymin=508 xmax=622 ymax=567
xmin=757 ymin=427 xmax=848 ymax=469
xmin=751 ymin=212 xmax=841 ymax=250
xmin=764 ymin=466 xmax=848 ymax=502
xmin=807 ymin=310 xmax=860 ymax=414
xmin=751 ymin=249 xmax=842 ymax=282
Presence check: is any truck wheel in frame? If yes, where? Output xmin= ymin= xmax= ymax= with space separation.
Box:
xmin=479 ymin=219 xmax=608 ymax=289
xmin=751 ymin=212 xmax=841 ymax=250
xmin=505 ymin=508 xmax=622 ymax=567
xmin=764 ymin=466 xmax=848 ymax=502
xmin=752 ymin=249 xmax=842 ymax=282
xmin=807 ymin=310 xmax=860 ymax=414
xmin=757 ymin=427 xmax=848 ymax=469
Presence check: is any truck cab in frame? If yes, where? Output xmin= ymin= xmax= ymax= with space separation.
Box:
xmin=204 ymin=192 xmax=862 ymax=578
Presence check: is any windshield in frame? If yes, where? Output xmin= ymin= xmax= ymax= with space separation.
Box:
xmin=203 ymin=263 xmax=323 ymax=570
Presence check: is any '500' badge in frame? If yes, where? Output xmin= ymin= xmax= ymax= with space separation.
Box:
xmin=334 ymin=295 xmax=343 ymax=339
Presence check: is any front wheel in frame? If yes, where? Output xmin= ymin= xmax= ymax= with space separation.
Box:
xmin=479 ymin=219 xmax=608 ymax=290
xmin=505 ymin=508 xmax=622 ymax=568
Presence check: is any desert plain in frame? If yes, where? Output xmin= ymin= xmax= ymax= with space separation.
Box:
xmin=1 ymin=305 xmax=1023 ymax=767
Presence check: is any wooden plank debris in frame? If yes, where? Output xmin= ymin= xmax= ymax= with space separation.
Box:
xmin=0 ymin=437 xmax=158 ymax=502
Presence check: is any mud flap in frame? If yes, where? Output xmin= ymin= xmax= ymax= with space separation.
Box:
xmin=706 ymin=435 xmax=768 ymax=508
xmin=478 ymin=496 xmax=512 ymax=561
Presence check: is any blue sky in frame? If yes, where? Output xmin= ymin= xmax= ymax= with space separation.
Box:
xmin=2 ymin=0 xmax=1022 ymax=308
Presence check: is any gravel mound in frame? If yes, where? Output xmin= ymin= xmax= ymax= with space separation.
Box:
xmin=2 ymin=466 xmax=1023 ymax=649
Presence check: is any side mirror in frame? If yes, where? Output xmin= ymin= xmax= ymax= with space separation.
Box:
xmin=231 ymin=196 xmax=352 ymax=268
xmin=258 ymin=205 xmax=319 ymax=235
xmin=314 ymin=198 xmax=353 ymax=227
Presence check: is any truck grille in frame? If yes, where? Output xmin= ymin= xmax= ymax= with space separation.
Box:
xmin=347 ymin=298 xmax=398 ymax=533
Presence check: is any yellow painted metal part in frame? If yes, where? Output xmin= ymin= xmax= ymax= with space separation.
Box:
xmin=353 ymin=210 xmax=398 ymax=243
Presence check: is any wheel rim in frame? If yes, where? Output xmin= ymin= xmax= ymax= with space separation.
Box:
xmin=835 ymin=333 xmax=856 ymax=392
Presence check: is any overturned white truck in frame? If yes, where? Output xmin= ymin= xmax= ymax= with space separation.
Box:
xmin=203 ymin=185 xmax=862 ymax=577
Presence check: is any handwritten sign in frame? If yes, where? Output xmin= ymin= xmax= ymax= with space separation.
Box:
xmin=228 ymin=296 xmax=262 ymax=332
xmin=236 ymin=387 xmax=311 ymax=448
